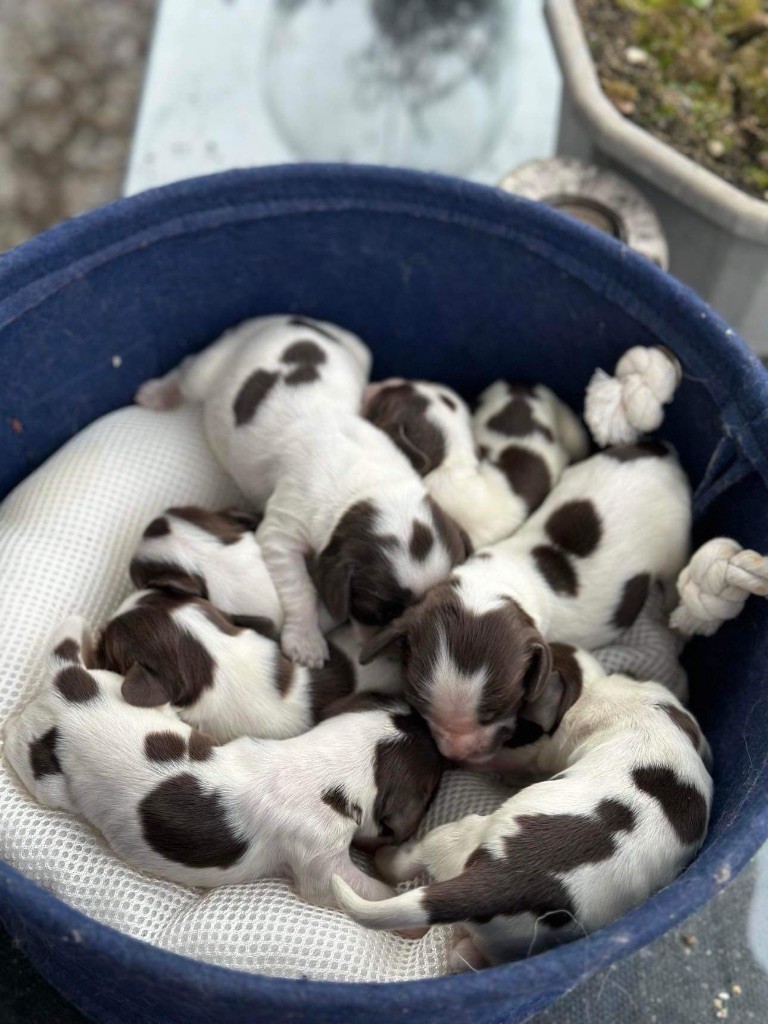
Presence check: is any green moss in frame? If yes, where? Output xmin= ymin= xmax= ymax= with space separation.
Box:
xmin=579 ymin=0 xmax=768 ymax=200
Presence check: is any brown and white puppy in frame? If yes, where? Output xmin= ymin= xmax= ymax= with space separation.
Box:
xmin=333 ymin=646 xmax=712 ymax=969
xmin=361 ymin=442 xmax=691 ymax=761
xmin=136 ymin=316 xmax=469 ymax=667
xmin=364 ymin=378 xmax=588 ymax=548
xmin=136 ymin=313 xmax=373 ymax=511
xmin=472 ymin=380 xmax=589 ymax=518
xmin=130 ymin=506 xmax=284 ymax=635
xmin=4 ymin=618 xmax=442 ymax=904
xmin=97 ymin=590 xmax=404 ymax=743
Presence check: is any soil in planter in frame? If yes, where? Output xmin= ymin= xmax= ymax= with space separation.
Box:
xmin=576 ymin=0 xmax=768 ymax=202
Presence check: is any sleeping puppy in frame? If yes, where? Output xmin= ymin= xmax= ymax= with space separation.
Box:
xmin=4 ymin=618 xmax=442 ymax=905
xmin=131 ymin=505 xmax=283 ymax=636
xmin=136 ymin=317 xmax=469 ymax=667
xmin=360 ymin=441 xmax=691 ymax=761
xmin=364 ymin=379 xmax=588 ymax=548
xmin=135 ymin=314 xmax=373 ymax=510
xmin=472 ymin=380 xmax=589 ymax=509
xmin=333 ymin=645 xmax=712 ymax=969
xmin=97 ymin=590 xmax=404 ymax=743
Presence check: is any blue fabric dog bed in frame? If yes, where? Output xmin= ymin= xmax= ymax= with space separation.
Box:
xmin=0 ymin=164 xmax=767 ymax=1024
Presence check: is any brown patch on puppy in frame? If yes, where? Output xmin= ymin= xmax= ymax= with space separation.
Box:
xmin=139 ymin=773 xmax=248 ymax=869
xmin=423 ymin=798 xmax=635 ymax=926
xmin=605 ymin=440 xmax=670 ymax=462
xmin=613 ymin=573 xmax=651 ymax=629
xmin=308 ymin=642 xmax=357 ymax=721
xmin=426 ymin=496 xmax=472 ymax=564
xmin=658 ymin=704 xmax=702 ymax=752
xmin=373 ymin=710 xmax=443 ymax=842
xmin=99 ymin=595 xmax=215 ymax=709
xmin=29 ymin=728 xmax=62 ymax=779
xmin=188 ymin=731 xmax=216 ymax=761
xmin=632 ymin=766 xmax=708 ymax=845
xmin=143 ymin=517 xmax=171 ymax=538
xmin=545 ymin=501 xmax=602 ymax=558
xmin=53 ymin=639 xmax=80 ymax=664
xmin=545 ymin=643 xmax=584 ymax=732
xmin=199 ymin=604 xmax=243 ymax=637
xmin=322 ymin=786 xmax=362 ymax=824
xmin=233 ymin=369 xmax=280 ymax=426
xmin=167 ymin=507 xmax=251 ymax=546
xmin=55 ymin=666 xmax=98 ymax=703
xmin=130 ymin=558 xmax=208 ymax=599
xmin=487 ymin=391 xmax=554 ymax=442
xmin=145 ymin=731 xmax=187 ymax=762
xmin=314 ymin=501 xmax=412 ymax=626
xmin=495 ymin=446 xmax=551 ymax=512
xmin=229 ymin=615 xmax=278 ymax=640
xmin=365 ymin=383 xmax=446 ymax=475
xmin=409 ymin=520 xmax=434 ymax=562
xmin=281 ymin=340 xmax=327 ymax=366
xmin=317 ymin=691 xmax=403 ymax=720
xmin=285 ymin=364 xmax=321 ymax=385
xmin=532 ymin=545 xmax=578 ymax=596
xmin=275 ymin=649 xmax=295 ymax=698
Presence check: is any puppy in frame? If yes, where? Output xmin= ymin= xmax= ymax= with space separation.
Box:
xmin=97 ymin=590 xmax=404 ymax=743
xmin=136 ymin=314 xmax=373 ymax=510
xmin=4 ymin=619 xmax=442 ymax=905
xmin=333 ymin=645 xmax=712 ymax=969
xmin=364 ymin=379 xmax=588 ymax=548
xmin=131 ymin=505 xmax=283 ymax=635
xmin=361 ymin=441 xmax=691 ymax=760
xmin=473 ymin=380 xmax=589 ymax=509
xmin=137 ymin=317 xmax=470 ymax=667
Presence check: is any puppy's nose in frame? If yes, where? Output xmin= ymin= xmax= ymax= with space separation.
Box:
xmin=435 ymin=732 xmax=489 ymax=761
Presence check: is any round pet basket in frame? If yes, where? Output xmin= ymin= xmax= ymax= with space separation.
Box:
xmin=1 ymin=165 xmax=767 ymax=1024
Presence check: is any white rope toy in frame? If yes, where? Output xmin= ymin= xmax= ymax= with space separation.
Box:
xmin=584 ymin=345 xmax=682 ymax=447
xmin=671 ymin=538 xmax=768 ymax=637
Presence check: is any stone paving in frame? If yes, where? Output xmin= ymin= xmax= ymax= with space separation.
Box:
xmin=0 ymin=0 xmax=156 ymax=251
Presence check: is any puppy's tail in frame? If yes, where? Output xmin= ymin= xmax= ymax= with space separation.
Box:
xmin=333 ymin=869 xmax=488 ymax=931
xmin=332 ymin=877 xmax=431 ymax=930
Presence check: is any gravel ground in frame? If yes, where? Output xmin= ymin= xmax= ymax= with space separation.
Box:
xmin=0 ymin=0 xmax=156 ymax=252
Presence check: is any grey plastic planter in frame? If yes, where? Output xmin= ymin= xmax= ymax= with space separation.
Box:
xmin=545 ymin=0 xmax=768 ymax=354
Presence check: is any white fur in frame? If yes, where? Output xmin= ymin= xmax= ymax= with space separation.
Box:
xmin=3 ymin=618 xmax=422 ymax=906
xmin=333 ymin=648 xmax=712 ymax=968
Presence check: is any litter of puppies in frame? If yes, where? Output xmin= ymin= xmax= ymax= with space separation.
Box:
xmin=5 ymin=313 xmax=768 ymax=973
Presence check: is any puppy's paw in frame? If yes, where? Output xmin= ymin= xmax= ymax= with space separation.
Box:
xmin=395 ymin=926 xmax=430 ymax=940
xmin=135 ymin=378 xmax=182 ymax=411
xmin=281 ymin=623 xmax=329 ymax=667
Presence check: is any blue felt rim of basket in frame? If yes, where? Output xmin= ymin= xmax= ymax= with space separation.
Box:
xmin=0 ymin=164 xmax=767 ymax=1011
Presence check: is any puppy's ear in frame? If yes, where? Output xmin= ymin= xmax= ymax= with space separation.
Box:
xmin=522 ymin=640 xmax=553 ymax=703
xmin=314 ymin=553 xmax=353 ymax=624
xmin=359 ymin=616 xmax=410 ymax=664
xmin=129 ymin=558 xmax=205 ymax=598
xmin=522 ymin=643 xmax=582 ymax=734
xmin=121 ymin=664 xmax=171 ymax=707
